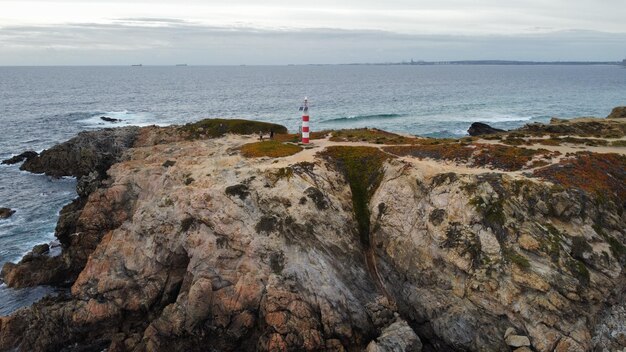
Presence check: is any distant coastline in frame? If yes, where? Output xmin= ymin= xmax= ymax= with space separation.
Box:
xmin=348 ymin=59 xmax=626 ymax=66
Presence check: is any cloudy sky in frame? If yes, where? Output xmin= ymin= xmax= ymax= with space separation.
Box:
xmin=1 ymin=0 xmax=625 ymax=65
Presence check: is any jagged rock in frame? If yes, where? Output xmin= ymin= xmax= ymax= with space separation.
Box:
xmin=366 ymin=320 xmax=422 ymax=352
xmin=554 ymin=336 xmax=585 ymax=351
xmin=0 ymin=207 xmax=15 ymax=219
xmin=505 ymin=334 xmax=531 ymax=347
xmin=519 ymin=117 xmax=626 ymax=138
xmin=607 ymin=106 xmax=626 ymax=119
xmin=505 ymin=327 xmax=517 ymax=339
xmin=467 ymin=122 xmax=505 ymax=136
xmin=366 ymin=296 xmax=397 ymax=329
xmin=1 ymin=255 xmax=66 ymax=288
xmin=76 ymin=171 xmax=102 ymax=197
xmin=592 ymin=300 xmax=626 ymax=350
xmin=20 ymin=126 xmax=140 ymax=177
xmin=1 ymin=118 xmax=625 ymax=352
xmin=31 ymin=244 xmax=49 ymax=256
xmin=1 ymin=151 xmax=38 ymax=165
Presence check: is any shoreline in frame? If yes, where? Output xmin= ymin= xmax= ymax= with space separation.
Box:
xmin=0 ymin=109 xmax=625 ymax=351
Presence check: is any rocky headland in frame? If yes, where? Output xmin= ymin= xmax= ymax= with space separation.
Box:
xmin=1 ymin=111 xmax=625 ymax=351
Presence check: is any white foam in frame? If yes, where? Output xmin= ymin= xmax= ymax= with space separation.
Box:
xmin=78 ymin=110 xmax=169 ymax=128
xmin=477 ymin=114 xmax=534 ymax=123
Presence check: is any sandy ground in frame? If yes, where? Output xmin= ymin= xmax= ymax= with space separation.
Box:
xmin=225 ymin=133 xmax=626 ymax=178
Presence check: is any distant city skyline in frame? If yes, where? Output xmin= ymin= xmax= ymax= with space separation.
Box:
xmin=1 ymin=0 xmax=625 ymax=65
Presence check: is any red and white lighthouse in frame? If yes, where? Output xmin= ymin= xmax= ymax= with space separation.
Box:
xmin=300 ymin=97 xmax=310 ymax=144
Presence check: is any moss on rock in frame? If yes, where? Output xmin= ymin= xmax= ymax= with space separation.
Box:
xmin=321 ymin=146 xmax=390 ymax=246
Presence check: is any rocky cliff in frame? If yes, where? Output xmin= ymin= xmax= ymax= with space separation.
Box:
xmin=1 ymin=115 xmax=625 ymax=352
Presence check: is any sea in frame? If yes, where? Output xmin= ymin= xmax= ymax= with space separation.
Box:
xmin=1 ymin=64 xmax=625 ymax=315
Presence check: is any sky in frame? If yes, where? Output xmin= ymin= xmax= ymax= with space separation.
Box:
xmin=0 ymin=0 xmax=625 ymax=65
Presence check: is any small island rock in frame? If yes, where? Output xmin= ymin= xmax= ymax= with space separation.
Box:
xmin=468 ymin=122 xmax=505 ymax=136
xmin=607 ymin=106 xmax=626 ymax=119
xmin=0 ymin=207 xmax=15 ymax=219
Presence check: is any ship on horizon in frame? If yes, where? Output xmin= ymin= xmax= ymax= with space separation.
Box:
xmin=131 ymin=64 xmax=142 ymax=67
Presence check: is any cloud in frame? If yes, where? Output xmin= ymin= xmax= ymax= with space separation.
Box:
xmin=0 ymin=20 xmax=625 ymax=65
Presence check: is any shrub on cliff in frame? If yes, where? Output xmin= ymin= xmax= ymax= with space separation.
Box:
xmin=180 ymin=118 xmax=287 ymax=139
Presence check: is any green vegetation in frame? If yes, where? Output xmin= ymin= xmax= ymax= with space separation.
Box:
xmin=469 ymin=196 xmax=506 ymax=228
xmin=593 ymin=224 xmax=626 ymax=261
xmin=273 ymin=167 xmax=294 ymax=180
xmin=611 ymin=140 xmax=626 ymax=147
xmin=503 ymin=247 xmax=531 ymax=270
xmin=179 ymin=118 xmax=288 ymax=139
xmin=240 ymin=141 xmax=302 ymax=158
xmin=543 ymin=224 xmax=563 ymax=261
xmin=321 ymin=146 xmax=390 ymax=246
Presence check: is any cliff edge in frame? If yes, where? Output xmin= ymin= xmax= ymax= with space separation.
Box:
xmin=1 ymin=114 xmax=625 ymax=352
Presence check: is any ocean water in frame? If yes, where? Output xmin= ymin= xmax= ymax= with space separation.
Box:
xmin=0 ymin=65 xmax=625 ymax=314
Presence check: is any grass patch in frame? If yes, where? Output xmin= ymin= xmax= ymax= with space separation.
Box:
xmin=179 ymin=118 xmax=288 ymax=139
xmin=321 ymin=146 xmax=390 ymax=246
xmin=240 ymin=141 xmax=303 ymax=158
xmin=611 ymin=140 xmax=626 ymax=147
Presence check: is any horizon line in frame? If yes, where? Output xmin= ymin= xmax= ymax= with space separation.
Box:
xmin=1 ymin=59 xmax=625 ymax=68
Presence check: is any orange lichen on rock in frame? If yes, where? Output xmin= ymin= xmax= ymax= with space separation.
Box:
xmin=384 ymin=143 xmax=557 ymax=171
xmin=383 ymin=143 xmax=474 ymax=163
xmin=533 ymin=152 xmax=626 ymax=201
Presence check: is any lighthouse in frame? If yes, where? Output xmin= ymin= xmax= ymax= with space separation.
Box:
xmin=300 ymin=97 xmax=310 ymax=144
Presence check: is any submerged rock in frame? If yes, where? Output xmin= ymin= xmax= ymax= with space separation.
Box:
xmin=467 ymin=122 xmax=505 ymax=136
xmin=0 ymin=207 xmax=15 ymax=219
xmin=100 ymin=116 xmax=122 ymax=123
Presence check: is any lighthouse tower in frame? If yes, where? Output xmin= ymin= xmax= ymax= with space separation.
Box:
xmin=300 ymin=97 xmax=310 ymax=144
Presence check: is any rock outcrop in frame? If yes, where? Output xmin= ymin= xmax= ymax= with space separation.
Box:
xmin=1 ymin=115 xmax=625 ymax=351
xmin=607 ymin=106 xmax=626 ymax=119
xmin=20 ymin=126 xmax=140 ymax=178
xmin=0 ymin=208 xmax=15 ymax=219
xmin=1 ymin=151 xmax=38 ymax=165
xmin=467 ymin=122 xmax=505 ymax=136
